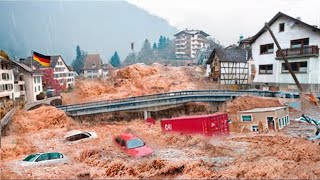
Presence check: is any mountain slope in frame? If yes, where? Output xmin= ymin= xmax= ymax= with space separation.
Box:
xmin=0 ymin=1 xmax=178 ymax=63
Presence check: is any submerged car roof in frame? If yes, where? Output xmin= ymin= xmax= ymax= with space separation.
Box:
xmin=27 ymin=152 xmax=63 ymax=156
xmin=118 ymin=133 xmax=139 ymax=141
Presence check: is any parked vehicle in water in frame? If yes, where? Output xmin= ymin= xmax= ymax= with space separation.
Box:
xmin=21 ymin=152 xmax=68 ymax=167
xmin=113 ymin=132 xmax=153 ymax=158
xmin=64 ymin=130 xmax=98 ymax=144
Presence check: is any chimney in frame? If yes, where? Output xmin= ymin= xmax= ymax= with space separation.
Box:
xmin=296 ymin=17 xmax=301 ymax=21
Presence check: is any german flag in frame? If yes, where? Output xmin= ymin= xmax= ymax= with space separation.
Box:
xmin=33 ymin=51 xmax=51 ymax=67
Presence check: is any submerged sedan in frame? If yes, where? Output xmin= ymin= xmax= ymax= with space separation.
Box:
xmin=113 ymin=133 xmax=153 ymax=158
xmin=21 ymin=152 xmax=68 ymax=167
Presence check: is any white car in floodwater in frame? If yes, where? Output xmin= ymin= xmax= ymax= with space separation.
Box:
xmin=21 ymin=152 xmax=68 ymax=167
xmin=64 ymin=130 xmax=98 ymax=144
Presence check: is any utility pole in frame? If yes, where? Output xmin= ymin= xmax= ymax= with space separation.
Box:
xmin=264 ymin=23 xmax=303 ymax=92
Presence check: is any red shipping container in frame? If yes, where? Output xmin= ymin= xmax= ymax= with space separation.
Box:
xmin=160 ymin=113 xmax=229 ymax=136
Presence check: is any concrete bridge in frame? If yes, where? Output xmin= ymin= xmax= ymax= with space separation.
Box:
xmin=57 ymin=90 xmax=278 ymax=118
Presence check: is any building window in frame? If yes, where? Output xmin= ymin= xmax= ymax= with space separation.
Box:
xmin=2 ymin=73 xmax=10 ymax=80
xmin=35 ymin=87 xmax=37 ymax=92
xmin=19 ymin=75 xmax=24 ymax=81
xmin=281 ymin=62 xmax=307 ymax=73
xmin=34 ymin=77 xmax=36 ymax=83
xmin=0 ymin=84 xmax=4 ymax=92
xmin=279 ymin=23 xmax=285 ymax=32
xmin=259 ymin=64 xmax=273 ymax=74
xmin=278 ymin=119 xmax=282 ymax=128
xmin=260 ymin=43 xmax=274 ymax=54
xmin=5 ymin=84 xmax=13 ymax=91
xmin=38 ymin=86 xmax=40 ymax=91
xmin=252 ymin=125 xmax=259 ymax=132
xmin=241 ymin=115 xmax=252 ymax=122
xmin=291 ymin=38 xmax=309 ymax=48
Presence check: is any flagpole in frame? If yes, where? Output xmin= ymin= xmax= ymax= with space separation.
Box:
xmin=31 ymin=50 xmax=33 ymax=69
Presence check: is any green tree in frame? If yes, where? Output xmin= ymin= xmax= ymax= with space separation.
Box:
xmin=71 ymin=45 xmax=85 ymax=74
xmin=110 ymin=51 xmax=121 ymax=68
xmin=157 ymin=35 xmax=165 ymax=49
xmin=137 ymin=39 xmax=154 ymax=64
xmin=152 ymin=42 xmax=157 ymax=50
xmin=123 ymin=52 xmax=136 ymax=66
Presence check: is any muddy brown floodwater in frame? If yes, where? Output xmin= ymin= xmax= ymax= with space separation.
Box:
xmin=1 ymin=104 xmax=320 ymax=179
xmin=61 ymin=63 xmax=220 ymax=105
xmin=2 ymin=63 xmax=320 ymax=179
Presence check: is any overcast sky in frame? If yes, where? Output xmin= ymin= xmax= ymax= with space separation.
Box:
xmin=127 ymin=0 xmax=320 ymax=46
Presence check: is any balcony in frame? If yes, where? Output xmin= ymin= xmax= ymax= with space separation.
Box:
xmin=276 ymin=45 xmax=319 ymax=59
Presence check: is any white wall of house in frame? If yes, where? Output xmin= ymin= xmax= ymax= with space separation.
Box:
xmin=53 ymin=57 xmax=75 ymax=88
xmin=0 ymin=64 xmax=14 ymax=101
xmin=33 ymin=75 xmax=43 ymax=102
xmin=83 ymin=69 xmax=108 ymax=79
xmin=251 ymin=16 xmax=320 ymax=91
xmin=220 ymin=61 xmax=249 ymax=85
xmin=84 ymin=69 xmax=99 ymax=78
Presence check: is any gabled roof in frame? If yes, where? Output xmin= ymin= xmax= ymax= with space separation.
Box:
xmin=206 ymin=47 xmax=248 ymax=64
xmin=174 ymin=29 xmax=210 ymax=37
xmin=68 ymin=66 xmax=75 ymax=71
xmin=250 ymin=12 xmax=320 ymax=44
xmin=82 ymin=54 xmax=102 ymax=70
xmin=20 ymin=55 xmax=71 ymax=71
xmin=1 ymin=56 xmax=42 ymax=74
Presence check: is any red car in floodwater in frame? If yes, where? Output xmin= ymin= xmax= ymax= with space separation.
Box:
xmin=113 ymin=133 xmax=153 ymax=158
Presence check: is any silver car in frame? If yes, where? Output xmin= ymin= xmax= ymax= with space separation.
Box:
xmin=21 ymin=152 xmax=68 ymax=167
xmin=64 ymin=130 xmax=98 ymax=144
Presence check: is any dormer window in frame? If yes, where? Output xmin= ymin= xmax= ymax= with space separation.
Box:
xmin=279 ymin=23 xmax=285 ymax=32
xmin=92 ymin=63 xmax=96 ymax=68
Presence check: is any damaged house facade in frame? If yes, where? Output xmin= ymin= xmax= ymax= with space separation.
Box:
xmin=237 ymin=106 xmax=290 ymax=132
xmin=250 ymin=12 xmax=320 ymax=92
xmin=206 ymin=47 xmax=252 ymax=86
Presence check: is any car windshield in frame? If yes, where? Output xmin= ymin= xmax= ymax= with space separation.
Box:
xmin=23 ymin=154 xmax=40 ymax=162
xmin=127 ymin=138 xmax=145 ymax=149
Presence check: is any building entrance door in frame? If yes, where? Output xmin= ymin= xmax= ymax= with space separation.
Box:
xmin=267 ymin=117 xmax=275 ymax=131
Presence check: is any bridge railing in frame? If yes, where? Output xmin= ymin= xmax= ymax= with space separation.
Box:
xmin=66 ymin=95 xmax=231 ymax=116
xmin=58 ymin=89 xmax=273 ymax=110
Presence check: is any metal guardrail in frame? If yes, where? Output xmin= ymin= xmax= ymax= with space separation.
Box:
xmin=57 ymin=90 xmax=275 ymax=116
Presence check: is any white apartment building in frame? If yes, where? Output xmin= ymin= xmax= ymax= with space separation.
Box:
xmin=0 ymin=57 xmax=14 ymax=105
xmin=1 ymin=56 xmax=43 ymax=104
xmin=82 ymin=54 xmax=108 ymax=79
xmin=174 ymin=29 xmax=210 ymax=59
xmin=250 ymin=12 xmax=320 ymax=92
